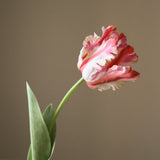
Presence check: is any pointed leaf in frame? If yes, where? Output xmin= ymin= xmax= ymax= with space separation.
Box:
xmin=43 ymin=104 xmax=56 ymax=158
xmin=26 ymin=82 xmax=51 ymax=160
xmin=27 ymin=104 xmax=56 ymax=160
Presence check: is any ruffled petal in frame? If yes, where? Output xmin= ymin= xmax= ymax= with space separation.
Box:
xmin=117 ymin=46 xmax=138 ymax=65
xmin=81 ymin=39 xmax=119 ymax=81
xmin=86 ymin=65 xmax=140 ymax=91
xmin=98 ymin=25 xmax=117 ymax=45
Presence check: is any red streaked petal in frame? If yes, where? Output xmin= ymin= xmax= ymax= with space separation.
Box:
xmin=87 ymin=65 xmax=140 ymax=87
xmin=117 ymin=46 xmax=138 ymax=65
xmin=79 ymin=38 xmax=118 ymax=72
xmin=98 ymin=25 xmax=117 ymax=45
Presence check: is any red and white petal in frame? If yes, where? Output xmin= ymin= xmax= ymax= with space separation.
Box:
xmin=117 ymin=33 xmax=128 ymax=52
xmin=117 ymin=46 xmax=138 ymax=65
xmin=80 ymin=38 xmax=118 ymax=71
xmin=86 ymin=65 xmax=140 ymax=91
xmin=98 ymin=25 xmax=117 ymax=45
xmin=83 ymin=34 xmax=100 ymax=53
xmin=77 ymin=47 xmax=87 ymax=69
xmin=80 ymin=39 xmax=120 ymax=81
xmin=87 ymin=80 xmax=125 ymax=91
xmin=82 ymin=58 xmax=107 ymax=82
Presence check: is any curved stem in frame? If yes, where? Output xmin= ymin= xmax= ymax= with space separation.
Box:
xmin=49 ymin=77 xmax=84 ymax=133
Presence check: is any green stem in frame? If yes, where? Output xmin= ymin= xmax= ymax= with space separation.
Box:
xmin=49 ymin=77 xmax=84 ymax=133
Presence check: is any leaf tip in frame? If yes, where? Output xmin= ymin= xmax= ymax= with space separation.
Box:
xmin=26 ymin=81 xmax=30 ymax=90
xmin=26 ymin=82 xmax=34 ymax=99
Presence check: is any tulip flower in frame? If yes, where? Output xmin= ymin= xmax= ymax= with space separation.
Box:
xmin=26 ymin=25 xmax=140 ymax=160
xmin=77 ymin=25 xmax=140 ymax=91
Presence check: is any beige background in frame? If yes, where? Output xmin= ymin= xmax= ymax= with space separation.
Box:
xmin=1 ymin=0 xmax=159 ymax=159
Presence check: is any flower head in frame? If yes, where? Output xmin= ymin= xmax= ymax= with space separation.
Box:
xmin=77 ymin=25 xmax=140 ymax=91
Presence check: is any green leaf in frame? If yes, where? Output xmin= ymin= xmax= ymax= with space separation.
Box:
xmin=27 ymin=104 xmax=56 ymax=160
xmin=27 ymin=147 xmax=32 ymax=160
xmin=27 ymin=100 xmax=57 ymax=159
xmin=42 ymin=104 xmax=56 ymax=157
xmin=42 ymin=105 xmax=56 ymax=159
xmin=26 ymin=82 xmax=51 ymax=160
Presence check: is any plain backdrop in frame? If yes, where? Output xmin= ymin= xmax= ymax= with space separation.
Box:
xmin=1 ymin=0 xmax=160 ymax=160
